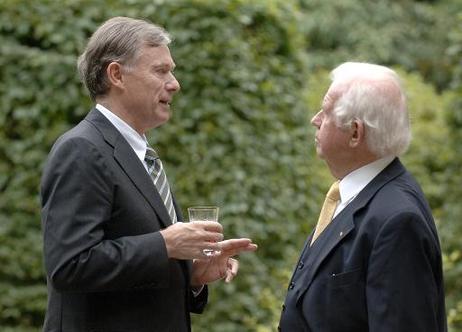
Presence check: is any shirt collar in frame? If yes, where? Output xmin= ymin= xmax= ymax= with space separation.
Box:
xmin=95 ymin=104 xmax=148 ymax=162
xmin=339 ymin=156 xmax=395 ymax=205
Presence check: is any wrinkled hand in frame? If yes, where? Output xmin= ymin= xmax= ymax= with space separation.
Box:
xmin=160 ymin=221 xmax=223 ymax=260
xmin=191 ymin=238 xmax=258 ymax=286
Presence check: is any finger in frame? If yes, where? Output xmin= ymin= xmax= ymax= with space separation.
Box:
xmin=229 ymin=258 xmax=239 ymax=275
xmin=196 ymin=232 xmax=223 ymax=244
xmin=225 ymin=258 xmax=239 ymax=283
xmin=219 ymin=238 xmax=251 ymax=250
xmin=205 ymin=231 xmax=224 ymax=242
xmin=245 ymin=243 xmax=258 ymax=251
xmin=200 ymin=241 xmax=223 ymax=254
xmin=218 ymin=239 xmax=258 ymax=256
xmin=192 ymin=220 xmax=223 ymax=233
xmin=191 ymin=223 xmax=224 ymax=243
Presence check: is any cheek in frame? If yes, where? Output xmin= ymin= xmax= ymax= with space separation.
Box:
xmin=319 ymin=122 xmax=334 ymax=140
xmin=316 ymin=130 xmax=330 ymax=153
xmin=151 ymin=79 xmax=164 ymax=92
xmin=318 ymin=124 xmax=340 ymax=150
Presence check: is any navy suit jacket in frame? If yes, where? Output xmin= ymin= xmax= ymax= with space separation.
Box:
xmin=41 ymin=109 xmax=207 ymax=332
xmin=279 ymin=158 xmax=446 ymax=332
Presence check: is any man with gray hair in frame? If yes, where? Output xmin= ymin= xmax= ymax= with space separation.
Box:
xmin=279 ymin=62 xmax=446 ymax=331
xmin=41 ymin=16 xmax=256 ymax=332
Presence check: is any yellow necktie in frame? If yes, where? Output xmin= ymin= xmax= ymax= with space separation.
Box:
xmin=311 ymin=181 xmax=340 ymax=245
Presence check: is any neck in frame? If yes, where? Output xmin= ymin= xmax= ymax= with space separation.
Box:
xmin=330 ymin=154 xmax=380 ymax=180
xmin=96 ymin=97 xmax=145 ymax=135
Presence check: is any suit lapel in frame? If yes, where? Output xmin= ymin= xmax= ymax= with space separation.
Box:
xmin=84 ymin=109 xmax=173 ymax=229
xmin=296 ymin=158 xmax=406 ymax=302
xmin=295 ymin=214 xmax=355 ymax=302
xmin=113 ymin=140 xmax=173 ymax=228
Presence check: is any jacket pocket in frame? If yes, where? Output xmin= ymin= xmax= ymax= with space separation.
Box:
xmin=327 ymin=268 xmax=367 ymax=330
xmin=329 ymin=268 xmax=362 ymax=289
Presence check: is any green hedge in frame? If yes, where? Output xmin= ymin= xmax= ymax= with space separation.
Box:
xmin=0 ymin=0 xmax=315 ymax=330
xmin=0 ymin=0 xmax=461 ymax=331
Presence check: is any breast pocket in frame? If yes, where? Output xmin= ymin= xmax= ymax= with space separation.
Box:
xmin=330 ymin=268 xmax=362 ymax=289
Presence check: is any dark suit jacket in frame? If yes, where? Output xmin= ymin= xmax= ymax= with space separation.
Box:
xmin=41 ymin=109 xmax=207 ymax=332
xmin=279 ymin=158 xmax=446 ymax=332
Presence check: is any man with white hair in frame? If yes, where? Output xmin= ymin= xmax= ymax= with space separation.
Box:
xmin=279 ymin=62 xmax=446 ymax=331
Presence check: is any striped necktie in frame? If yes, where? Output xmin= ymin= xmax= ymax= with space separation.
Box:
xmin=144 ymin=146 xmax=177 ymax=223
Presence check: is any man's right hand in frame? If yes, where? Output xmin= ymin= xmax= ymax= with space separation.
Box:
xmin=159 ymin=221 xmax=224 ymax=260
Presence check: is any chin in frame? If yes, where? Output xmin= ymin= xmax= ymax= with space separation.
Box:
xmin=155 ymin=111 xmax=171 ymax=125
xmin=161 ymin=108 xmax=172 ymax=120
xmin=315 ymin=147 xmax=323 ymax=158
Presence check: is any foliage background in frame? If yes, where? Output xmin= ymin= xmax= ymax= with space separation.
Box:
xmin=0 ymin=0 xmax=461 ymax=331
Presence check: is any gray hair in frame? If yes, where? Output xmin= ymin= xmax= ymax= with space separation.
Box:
xmin=330 ymin=62 xmax=411 ymax=157
xmin=77 ymin=16 xmax=171 ymax=100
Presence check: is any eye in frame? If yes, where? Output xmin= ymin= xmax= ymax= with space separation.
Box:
xmin=153 ymin=65 xmax=173 ymax=75
xmin=157 ymin=68 xmax=169 ymax=74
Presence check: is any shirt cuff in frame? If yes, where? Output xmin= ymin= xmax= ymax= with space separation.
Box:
xmin=191 ymin=285 xmax=204 ymax=297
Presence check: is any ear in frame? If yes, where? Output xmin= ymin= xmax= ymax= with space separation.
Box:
xmin=106 ymin=62 xmax=124 ymax=90
xmin=349 ymin=119 xmax=364 ymax=148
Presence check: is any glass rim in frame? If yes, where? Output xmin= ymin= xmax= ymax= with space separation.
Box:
xmin=187 ymin=206 xmax=219 ymax=210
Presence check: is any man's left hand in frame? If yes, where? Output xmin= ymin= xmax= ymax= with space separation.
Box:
xmin=191 ymin=238 xmax=257 ymax=286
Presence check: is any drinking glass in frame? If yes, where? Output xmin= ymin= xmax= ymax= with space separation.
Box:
xmin=187 ymin=206 xmax=220 ymax=256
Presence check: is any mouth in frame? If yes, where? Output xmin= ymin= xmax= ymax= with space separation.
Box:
xmin=159 ymin=100 xmax=171 ymax=107
xmin=159 ymin=95 xmax=172 ymax=107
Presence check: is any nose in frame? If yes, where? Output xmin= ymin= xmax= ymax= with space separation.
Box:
xmin=166 ymin=73 xmax=180 ymax=92
xmin=311 ymin=110 xmax=322 ymax=128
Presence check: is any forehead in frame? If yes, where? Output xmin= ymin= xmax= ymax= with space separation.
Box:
xmin=322 ymin=87 xmax=336 ymax=110
xmin=136 ymin=44 xmax=175 ymax=66
xmin=322 ymin=82 xmax=346 ymax=109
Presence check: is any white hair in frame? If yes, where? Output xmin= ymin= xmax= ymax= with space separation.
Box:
xmin=330 ymin=62 xmax=411 ymax=157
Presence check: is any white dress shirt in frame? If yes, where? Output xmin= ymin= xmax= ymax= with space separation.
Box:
xmin=333 ymin=156 xmax=395 ymax=218
xmin=95 ymin=104 xmax=151 ymax=172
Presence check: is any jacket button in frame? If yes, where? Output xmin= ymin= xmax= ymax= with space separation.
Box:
xmin=298 ymin=262 xmax=304 ymax=269
xmin=289 ymin=282 xmax=295 ymax=289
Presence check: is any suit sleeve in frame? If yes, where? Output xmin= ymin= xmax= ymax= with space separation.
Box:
xmin=366 ymin=211 xmax=444 ymax=332
xmin=41 ymin=136 xmax=171 ymax=292
xmin=189 ymin=285 xmax=208 ymax=314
